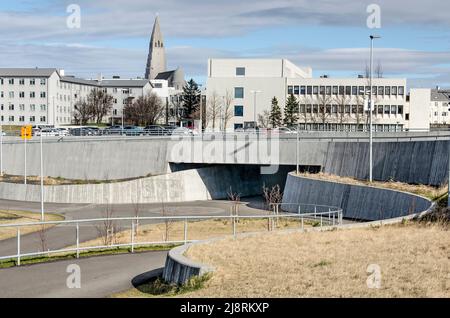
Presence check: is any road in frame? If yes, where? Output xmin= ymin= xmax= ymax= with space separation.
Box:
xmin=0 ymin=250 xmax=167 ymax=298
xmin=0 ymin=197 xmax=269 ymax=258
xmin=0 ymin=197 xmax=269 ymax=298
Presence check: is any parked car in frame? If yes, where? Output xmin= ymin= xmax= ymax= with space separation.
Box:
xmin=55 ymin=128 xmax=70 ymax=136
xmin=104 ymin=125 xmax=124 ymax=135
xmin=69 ymin=127 xmax=97 ymax=136
xmin=36 ymin=128 xmax=60 ymax=137
xmin=122 ymin=125 xmax=145 ymax=136
xmin=171 ymin=127 xmax=194 ymax=136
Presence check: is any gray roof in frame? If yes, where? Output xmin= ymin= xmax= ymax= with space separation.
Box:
xmin=0 ymin=68 xmax=58 ymax=77
xmin=155 ymin=70 xmax=176 ymax=81
xmin=61 ymin=77 xmax=152 ymax=88
xmin=431 ymin=89 xmax=450 ymax=102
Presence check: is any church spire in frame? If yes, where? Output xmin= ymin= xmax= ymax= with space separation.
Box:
xmin=145 ymin=16 xmax=167 ymax=79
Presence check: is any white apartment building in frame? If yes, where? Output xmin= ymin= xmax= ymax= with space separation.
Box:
xmin=206 ymin=59 xmax=430 ymax=131
xmin=0 ymin=68 xmax=182 ymax=127
xmin=429 ymin=88 xmax=450 ymax=125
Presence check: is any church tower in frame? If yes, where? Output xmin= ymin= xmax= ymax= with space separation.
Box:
xmin=145 ymin=16 xmax=167 ymax=80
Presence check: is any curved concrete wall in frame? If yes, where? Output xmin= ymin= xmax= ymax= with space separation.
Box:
xmin=2 ymin=135 xmax=449 ymax=185
xmin=282 ymin=173 xmax=432 ymax=221
xmin=0 ymin=165 xmax=293 ymax=204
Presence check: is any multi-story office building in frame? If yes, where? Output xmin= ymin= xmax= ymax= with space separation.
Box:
xmin=429 ymin=88 xmax=450 ymax=125
xmin=0 ymin=68 xmax=182 ymax=127
xmin=206 ymin=59 xmax=430 ymax=131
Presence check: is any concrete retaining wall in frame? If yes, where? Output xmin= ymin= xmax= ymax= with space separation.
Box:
xmin=2 ymin=135 xmax=449 ymax=185
xmin=0 ymin=165 xmax=293 ymax=204
xmin=162 ymin=244 xmax=214 ymax=285
xmin=282 ymin=173 xmax=432 ymax=221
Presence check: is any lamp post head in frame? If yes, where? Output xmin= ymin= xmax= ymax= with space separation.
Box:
xmin=370 ymin=35 xmax=381 ymax=40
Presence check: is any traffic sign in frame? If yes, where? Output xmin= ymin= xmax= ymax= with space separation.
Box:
xmin=21 ymin=125 xmax=32 ymax=140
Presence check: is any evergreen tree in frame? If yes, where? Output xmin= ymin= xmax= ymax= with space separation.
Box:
xmin=181 ymin=78 xmax=201 ymax=119
xmin=283 ymin=94 xmax=299 ymax=127
xmin=269 ymin=97 xmax=282 ymax=128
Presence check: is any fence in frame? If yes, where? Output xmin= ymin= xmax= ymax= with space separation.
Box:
xmin=0 ymin=204 xmax=343 ymax=266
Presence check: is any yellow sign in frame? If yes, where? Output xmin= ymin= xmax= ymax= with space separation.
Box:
xmin=21 ymin=125 xmax=32 ymax=140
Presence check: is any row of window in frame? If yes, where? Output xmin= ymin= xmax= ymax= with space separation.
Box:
xmin=1 ymin=104 xmax=46 ymax=111
xmin=1 ymin=91 xmax=47 ymax=98
xmin=0 ymin=78 xmax=46 ymax=86
xmin=298 ymin=104 xmax=404 ymax=115
xmin=0 ymin=115 xmax=46 ymax=122
xmin=288 ymin=85 xmax=405 ymax=96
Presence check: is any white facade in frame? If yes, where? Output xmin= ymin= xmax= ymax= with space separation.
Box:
xmin=0 ymin=68 xmax=176 ymax=127
xmin=429 ymin=89 xmax=450 ymax=125
xmin=206 ymin=58 xmax=428 ymax=131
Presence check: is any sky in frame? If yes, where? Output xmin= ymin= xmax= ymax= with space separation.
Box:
xmin=0 ymin=0 xmax=449 ymax=88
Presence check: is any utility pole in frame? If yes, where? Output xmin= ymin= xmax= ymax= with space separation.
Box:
xmin=40 ymin=132 xmax=44 ymax=221
xmin=369 ymin=35 xmax=380 ymax=183
xmin=250 ymin=90 xmax=262 ymax=129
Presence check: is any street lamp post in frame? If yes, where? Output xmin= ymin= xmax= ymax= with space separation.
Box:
xmin=369 ymin=35 xmax=380 ymax=183
xmin=40 ymin=131 xmax=44 ymax=221
xmin=198 ymin=84 xmax=203 ymax=134
xmin=250 ymin=90 xmax=262 ymax=129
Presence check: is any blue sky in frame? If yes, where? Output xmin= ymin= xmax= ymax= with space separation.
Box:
xmin=0 ymin=0 xmax=449 ymax=88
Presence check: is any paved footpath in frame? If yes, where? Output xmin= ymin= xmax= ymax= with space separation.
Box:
xmin=0 ymin=251 xmax=167 ymax=298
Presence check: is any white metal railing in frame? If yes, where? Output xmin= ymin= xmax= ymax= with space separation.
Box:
xmin=0 ymin=205 xmax=343 ymax=266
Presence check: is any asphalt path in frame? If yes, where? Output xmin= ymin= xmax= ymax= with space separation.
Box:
xmin=0 ymin=197 xmax=268 ymax=258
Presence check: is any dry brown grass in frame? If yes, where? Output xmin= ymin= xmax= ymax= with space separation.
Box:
xmin=299 ymin=172 xmax=447 ymax=200
xmin=75 ymin=217 xmax=309 ymax=250
xmin=0 ymin=210 xmax=64 ymax=240
xmin=181 ymin=223 xmax=450 ymax=298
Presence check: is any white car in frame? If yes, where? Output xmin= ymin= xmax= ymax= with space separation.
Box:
xmin=55 ymin=128 xmax=70 ymax=136
xmin=36 ymin=128 xmax=60 ymax=137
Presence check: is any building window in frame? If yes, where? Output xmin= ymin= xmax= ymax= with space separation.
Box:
xmin=352 ymin=86 xmax=357 ymax=95
xmin=30 ymin=79 xmax=35 ymax=85
xmin=19 ymin=92 xmax=25 ymax=98
xmin=307 ymin=86 xmax=312 ymax=94
xmin=398 ymin=86 xmax=404 ymax=95
xmin=332 ymin=86 xmax=338 ymax=95
xmin=384 ymin=105 xmax=390 ymax=114
xmin=234 ymin=87 xmax=244 ymax=99
xmin=319 ymin=86 xmax=325 ymax=95
xmin=234 ymin=105 xmax=244 ymax=117
xmin=30 ymin=104 xmax=35 ymax=111
xmin=40 ymin=116 xmax=46 ymax=122
xmin=30 ymin=92 xmax=35 ymax=98
xmin=313 ymin=86 xmax=319 ymax=95
xmin=391 ymin=86 xmax=397 ymax=95
xmin=9 ymin=116 xmax=14 ymax=122
xmin=9 ymin=104 xmax=14 ymax=110
xmin=391 ymin=105 xmax=397 ymax=115
xmin=398 ymin=105 xmax=403 ymax=115
xmin=40 ymin=79 xmax=46 ymax=85
xmin=378 ymin=86 xmax=384 ymax=95
xmin=339 ymin=86 xmax=345 ymax=95
xmin=359 ymin=86 xmax=364 ymax=95
xmin=19 ymin=104 xmax=25 ymax=111
xmin=345 ymin=86 xmax=351 ymax=95
xmin=287 ymin=86 xmax=293 ymax=95
xmin=40 ymin=92 xmax=46 ymax=98
xmin=405 ymin=113 xmax=409 ymax=120
xmin=40 ymin=104 xmax=46 ymax=111
xmin=234 ymin=123 xmax=243 ymax=130
xmin=294 ymin=86 xmax=300 ymax=95
xmin=385 ymin=86 xmax=391 ymax=95
xmin=30 ymin=116 xmax=35 ymax=122
xmin=9 ymin=92 xmax=14 ymax=98
xmin=8 ymin=78 xmax=14 ymax=85
xmin=19 ymin=116 xmax=25 ymax=122
xmin=236 ymin=67 xmax=245 ymax=76
xmin=326 ymin=86 xmax=331 ymax=95
xmin=19 ymin=79 xmax=25 ymax=85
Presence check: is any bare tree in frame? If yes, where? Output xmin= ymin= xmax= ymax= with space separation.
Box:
xmin=334 ymin=95 xmax=350 ymax=126
xmin=124 ymin=93 xmax=164 ymax=126
xmin=132 ymin=197 xmax=141 ymax=236
xmin=316 ymin=92 xmax=333 ymax=127
xmin=299 ymin=96 xmax=312 ymax=126
xmin=95 ymin=204 xmax=118 ymax=246
xmin=37 ymin=225 xmax=48 ymax=254
xmin=227 ymin=187 xmax=241 ymax=216
xmin=258 ymin=110 xmax=271 ymax=128
xmin=262 ymin=184 xmax=283 ymax=210
xmin=375 ymin=61 xmax=383 ymax=78
xmin=87 ymin=89 xmax=114 ymax=124
xmin=206 ymin=91 xmax=221 ymax=131
xmin=72 ymin=100 xmax=90 ymax=125
xmin=354 ymin=95 xmax=368 ymax=130
xmin=221 ymin=90 xmax=234 ymax=130
xmin=161 ymin=200 xmax=174 ymax=242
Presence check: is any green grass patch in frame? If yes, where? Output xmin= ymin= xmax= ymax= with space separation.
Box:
xmin=135 ymin=273 xmax=212 ymax=297
xmin=0 ymin=244 xmax=179 ymax=269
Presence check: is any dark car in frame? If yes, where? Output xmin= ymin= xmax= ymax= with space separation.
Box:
xmin=104 ymin=125 xmax=124 ymax=135
xmin=122 ymin=125 xmax=145 ymax=136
